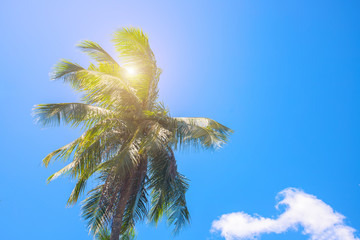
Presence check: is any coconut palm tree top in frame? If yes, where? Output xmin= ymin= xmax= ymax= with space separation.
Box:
xmin=34 ymin=27 xmax=232 ymax=240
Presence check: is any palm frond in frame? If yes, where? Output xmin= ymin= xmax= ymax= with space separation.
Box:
xmin=112 ymin=27 xmax=160 ymax=110
xmin=46 ymin=161 xmax=75 ymax=183
xmin=95 ymin=226 xmax=136 ymax=240
xmin=51 ymin=59 xmax=84 ymax=80
xmin=138 ymin=120 xmax=172 ymax=157
xmin=166 ymin=173 xmax=190 ymax=234
xmin=51 ymin=60 xmax=141 ymax=109
xmin=43 ymin=118 xmax=125 ymax=174
xmin=95 ymin=227 xmax=111 ymax=240
xmin=148 ymin=148 xmax=190 ymax=233
xmin=119 ymin=227 xmax=136 ymax=240
xmin=33 ymin=103 xmax=113 ymax=128
xmin=113 ymin=27 xmax=154 ymax=65
xmin=69 ymin=121 xmax=125 ymax=178
xmin=82 ymin=184 xmax=111 ymax=235
xmin=145 ymin=68 xmax=162 ymax=109
xmin=67 ymin=174 xmax=91 ymax=206
xmin=42 ymin=138 xmax=81 ymax=167
xmin=77 ymin=40 xmax=118 ymax=65
xmin=174 ymin=117 xmax=233 ymax=150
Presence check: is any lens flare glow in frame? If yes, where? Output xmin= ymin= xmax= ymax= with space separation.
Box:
xmin=125 ymin=66 xmax=137 ymax=76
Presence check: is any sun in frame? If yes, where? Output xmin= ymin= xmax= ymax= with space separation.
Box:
xmin=125 ymin=66 xmax=137 ymax=76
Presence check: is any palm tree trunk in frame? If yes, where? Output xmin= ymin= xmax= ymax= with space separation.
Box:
xmin=110 ymin=173 xmax=132 ymax=240
xmin=110 ymin=156 xmax=148 ymax=240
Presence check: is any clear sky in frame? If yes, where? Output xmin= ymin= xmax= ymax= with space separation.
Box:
xmin=1 ymin=1 xmax=360 ymax=239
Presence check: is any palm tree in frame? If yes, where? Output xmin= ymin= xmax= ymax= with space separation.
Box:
xmin=34 ymin=27 xmax=232 ymax=240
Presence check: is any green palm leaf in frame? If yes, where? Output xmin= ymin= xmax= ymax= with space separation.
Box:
xmin=174 ymin=117 xmax=233 ymax=149
xmin=77 ymin=40 xmax=118 ymax=65
xmin=33 ymin=103 xmax=113 ymax=128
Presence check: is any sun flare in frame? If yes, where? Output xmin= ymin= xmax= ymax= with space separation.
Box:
xmin=125 ymin=66 xmax=137 ymax=76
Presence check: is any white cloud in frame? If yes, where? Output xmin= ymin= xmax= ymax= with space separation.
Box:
xmin=211 ymin=188 xmax=358 ymax=240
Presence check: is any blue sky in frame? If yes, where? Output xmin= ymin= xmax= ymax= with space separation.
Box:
xmin=1 ymin=0 xmax=360 ymax=239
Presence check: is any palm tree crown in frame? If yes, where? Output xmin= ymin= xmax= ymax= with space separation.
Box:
xmin=34 ymin=27 xmax=232 ymax=240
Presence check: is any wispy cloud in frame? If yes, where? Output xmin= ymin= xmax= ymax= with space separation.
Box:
xmin=211 ymin=188 xmax=358 ymax=240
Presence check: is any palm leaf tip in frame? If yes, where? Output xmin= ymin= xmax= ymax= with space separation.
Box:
xmin=41 ymin=149 xmax=61 ymax=167
xmin=174 ymin=117 xmax=233 ymax=150
xmin=113 ymin=27 xmax=149 ymax=48
xmin=33 ymin=103 xmax=112 ymax=128
xmin=112 ymin=27 xmax=154 ymax=66
xmin=77 ymin=40 xmax=118 ymax=64
xmin=51 ymin=59 xmax=84 ymax=81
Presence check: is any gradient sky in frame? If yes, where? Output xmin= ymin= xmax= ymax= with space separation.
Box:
xmin=1 ymin=1 xmax=360 ymax=239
